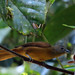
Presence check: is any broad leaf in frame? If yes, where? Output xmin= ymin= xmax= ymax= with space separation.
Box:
xmin=11 ymin=0 xmax=47 ymax=24
xmin=0 ymin=18 xmax=8 ymax=28
xmin=7 ymin=1 xmax=34 ymax=35
xmin=0 ymin=0 xmax=7 ymax=20
xmin=0 ymin=0 xmax=47 ymax=35
xmin=44 ymin=5 xmax=75 ymax=44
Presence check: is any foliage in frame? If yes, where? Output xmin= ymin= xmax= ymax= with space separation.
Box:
xmin=44 ymin=5 xmax=75 ymax=44
xmin=63 ymin=24 xmax=75 ymax=29
xmin=0 ymin=0 xmax=47 ymax=35
xmin=49 ymin=0 xmax=55 ymax=4
xmin=0 ymin=0 xmax=75 ymax=75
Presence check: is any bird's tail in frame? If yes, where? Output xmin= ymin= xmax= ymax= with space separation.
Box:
xmin=0 ymin=49 xmax=16 ymax=61
xmin=0 ymin=47 xmax=25 ymax=61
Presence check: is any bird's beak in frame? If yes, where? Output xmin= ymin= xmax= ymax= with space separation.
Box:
xmin=65 ymin=49 xmax=70 ymax=53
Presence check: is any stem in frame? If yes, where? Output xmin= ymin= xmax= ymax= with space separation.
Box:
xmin=23 ymin=36 xmax=28 ymax=72
xmin=32 ymin=34 xmax=35 ymax=42
xmin=41 ymin=33 xmax=49 ymax=43
xmin=6 ymin=0 xmax=8 ymax=6
xmin=56 ymin=58 xmax=68 ymax=75
xmin=56 ymin=58 xmax=64 ymax=69
xmin=24 ymin=36 xmax=27 ymax=44
xmin=0 ymin=45 xmax=74 ymax=75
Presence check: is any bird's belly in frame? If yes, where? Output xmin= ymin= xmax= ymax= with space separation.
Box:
xmin=25 ymin=51 xmax=53 ymax=61
xmin=24 ymin=47 xmax=57 ymax=62
xmin=29 ymin=54 xmax=51 ymax=61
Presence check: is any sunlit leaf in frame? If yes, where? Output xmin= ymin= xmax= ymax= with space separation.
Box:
xmin=21 ymin=72 xmax=28 ymax=75
xmin=49 ymin=0 xmax=55 ymax=4
xmin=66 ymin=66 xmax=75 ymax=71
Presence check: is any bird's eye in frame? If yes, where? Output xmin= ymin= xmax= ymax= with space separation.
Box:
xmin=61 ymin=47 xmax=64 ymax=50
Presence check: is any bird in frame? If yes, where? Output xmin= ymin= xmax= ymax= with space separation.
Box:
xmin=0 ymin=42 xmax=70 ymax=61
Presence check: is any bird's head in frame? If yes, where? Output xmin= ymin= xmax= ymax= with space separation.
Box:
xmin=54 ymin=45 xmax=70 ymax=54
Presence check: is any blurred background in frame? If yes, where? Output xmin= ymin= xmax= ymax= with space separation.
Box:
xmin=0 ymin=0 xmax=75 ymax=75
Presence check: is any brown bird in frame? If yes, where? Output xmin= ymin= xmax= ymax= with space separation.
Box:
xmin=0 ymin=42 xmax=70 ymax=61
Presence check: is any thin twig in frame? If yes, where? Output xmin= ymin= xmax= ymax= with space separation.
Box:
xmin=0 ymin=45 xmax=74 ymax=75
xmin=23 ymin=35 xmax=28 ymax=72
xmin=32 ymin=34 xmax=35 ymax=42
xmin=56 ymin=58 xmax=64 ymax=69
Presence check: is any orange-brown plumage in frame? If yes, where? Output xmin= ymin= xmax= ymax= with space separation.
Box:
xmin=0 ymin=42 xmax=69 ymax=61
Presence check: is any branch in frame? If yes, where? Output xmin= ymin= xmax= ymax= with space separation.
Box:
xmin=0 ymin=45 xmax=74 ymax=75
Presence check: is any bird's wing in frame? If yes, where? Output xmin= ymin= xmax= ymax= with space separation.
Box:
xmin=15 ymin=42 xmax=51 ymax=48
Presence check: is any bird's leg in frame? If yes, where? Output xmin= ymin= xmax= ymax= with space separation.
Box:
xmin=25 ymin=53 xmax=33 ymax=62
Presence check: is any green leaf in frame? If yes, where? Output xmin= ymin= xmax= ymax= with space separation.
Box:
xmin=0 ymin=0 xmax=7 ymax=20
xmin=21 ymin=72 xmax=28 ymax=75
xmin=7 ymin=1 xmax=34 ymax=35
xmin=64 ymin=65 xmax=75 ymax=72
xmin=63 ymin=24 xmax=75 ymax=28
xmin=49 ymin=0 xmax=55 ymax=4
xmin=0 ymin=0 xmax=47 ymax=35
xmin=0 ymin=18 xmax=8 ymax=28
xmin=5 ymin=0 xmax=47 ymax=35
xmin=44 ymin=5 xmax=75 ymax=44
xmin=11 ymin=0 xmax=47 ymax=24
